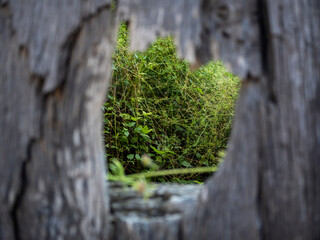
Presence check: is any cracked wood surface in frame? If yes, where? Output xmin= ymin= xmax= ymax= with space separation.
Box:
xmin=183 ymin=1 xmax=320 ymax=239
xmin=108 ymin=183 xmax=203 ymax=240
xmin=1 ymin=0 xmax=319 ymax=239
xmin=118 ymin=0 xmax=320 ymax=239
xmin=0 ymin=1 xmax=115 ymax=239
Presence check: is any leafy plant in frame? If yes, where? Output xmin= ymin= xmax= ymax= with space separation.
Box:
xmin=103 ymin=23 xmax=240 ymax=182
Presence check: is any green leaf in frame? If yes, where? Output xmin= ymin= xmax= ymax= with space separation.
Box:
xmin=131 ymin=117 xmax=141 ymax=121
xmin=140 ymin=134 xmax=151 ymax=140
xmin=181 ymin=161 xmax=192 ymax=168
xmin=120 ymin=136 xmax=128 ymax=143
xmin=123 ymin=129 xmax=129 ymax=137
xmin=127 ymin=154 xmax=134 ymax=160
xmin=142 ymin=111 xmax=152 ymax=116
xmin=194 ymin=181 xmax=203 ymax=185
xmin=119 ymin=113 xmax=131 ymax=120
xmin=196 ymin=88 xmax=203 ymax=94
xmin=109 ymin=157 xmax=118 ymax=162
xmin=150 ymin=146 xmax=166 ymax=155
xmin=141 ymin=125 xmax=152 ymax=134
xmin=124 ymin=122 xmax=136 ymax=127
xmin=134 ymin=126 xmax=142 ymax=132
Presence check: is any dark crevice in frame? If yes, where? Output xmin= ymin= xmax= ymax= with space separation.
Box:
xmin=216 ymin=3 xmax=229 ymax=21
xmin=256 ymin=1 xmax=270 ymax=240
xmin=256 ymin=147 xmax=265 ymax=240
xmin=18 ymin=45 xmax=29 ymax=57
xmin=258 ymin=0 xmax=277 ymax=105
xmin=10 ymin=139 xmax=36 ymax=240
xmin=0 ymin=1 xmax=13 ymax=36
xmin=178 ymin=220 xmax=183 ymax=240
xmin=257 ymin=0 xmax=269 ymax=75
xmin=222 ymin=30 xmax=230 ymax=39
xmin=242 ymin=75 xmax=260 ymax=89
xmin=10 ymin=73 xmax=45 ymax=240
xmin=124 ymin=20 xmax=130 ymax=34
xmin=0 ymin=0 xmax=8 ymax=8
xmin=48 ymin=3 xmax=113 ymax=96
xmin=82 ymin=3 xmax=113 ymax=23
xmin=31 ymin=74 xmax=45 ymax=92
xmin=61 ymin=3 xmax=113 ymax=74
xmin=195 ymin=0 xmax=214 ymax=66
xmin=57 ymin=26 xmax=81 ymax=91
xmin=255 ymin=1 xmax=282 ymax=239
xmin=256 ymin=108 xmax=266 ymax=240
xmin=32 ymin=74 xmax=46 ymax=138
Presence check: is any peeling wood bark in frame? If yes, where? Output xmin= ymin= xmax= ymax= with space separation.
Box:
xmin=183 ymin=1 xmax=320 ymax=239
xmin=0 ymin=1 xmax=116 ymax=239
xmin=118 ymin=0 xmax=320 ymax=239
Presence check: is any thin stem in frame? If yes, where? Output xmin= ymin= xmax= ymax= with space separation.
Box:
xmin=127 ymin=166 xmax=217 ymax=179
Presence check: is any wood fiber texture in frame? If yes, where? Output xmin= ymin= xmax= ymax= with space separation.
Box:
xmin=0 ymin=0 xmax=319 ymax=239
xmin=0 ymin=1 xmax=116 ymax=239
xmin=184 ymin=1 xmax=320 ymax=239
xmin=118 ymin=0 xmax=320 ymax=239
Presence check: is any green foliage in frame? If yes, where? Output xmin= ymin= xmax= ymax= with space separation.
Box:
xmin=107 ymin=157 xmax=216 ymax=196
xmin=103 ymin=23 xmax=240 ymax=182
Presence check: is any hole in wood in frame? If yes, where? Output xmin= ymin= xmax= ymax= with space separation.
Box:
xmin=104 ymin=22 xmax=241 ymax=239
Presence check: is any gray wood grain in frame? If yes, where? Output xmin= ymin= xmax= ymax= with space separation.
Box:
xmin=184 ymin=0 xmax=320 ymax=239
xmin=118 ymin=0 xmax=320 ymax=239
xmin=117 ymin=0 xmax=202 ymax=64
xmin=1 ymin=0 xmax=319 ymax=239
xmin=0 ymin=1 xmax=115 ymax=239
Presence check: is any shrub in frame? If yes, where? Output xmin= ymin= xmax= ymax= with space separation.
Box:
xmin=103 ymin=23 xmax=240 ymax=182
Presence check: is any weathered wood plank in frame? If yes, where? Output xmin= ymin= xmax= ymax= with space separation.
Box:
xmin=109 ymin=183 xmax=202 ymax=240
xmin=118 ymin=0 xmax=320 ymax=239
xmin=184 ymin=0 xmax=320 ymax=239
xmin=0 ymin=1 xmax=116 ymax=239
